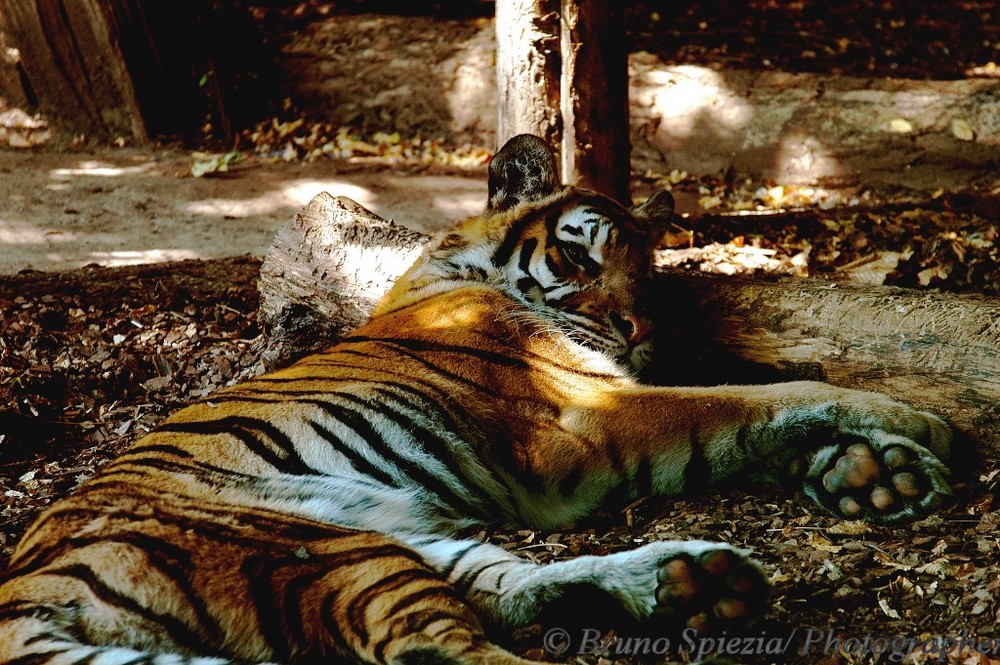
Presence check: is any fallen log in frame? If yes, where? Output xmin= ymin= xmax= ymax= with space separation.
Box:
xmin=259 ymin=192 xmax=1000 ymax=452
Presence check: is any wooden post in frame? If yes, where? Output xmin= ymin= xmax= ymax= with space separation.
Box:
xmin=495 ymin=0 xmax=631 ymax=202
xmin=0 ymin=0 xmax=271 ymax=141
xmin=495 ymin=0 xmax=561 ymax=148
xmin=0 ymin=0 xmax=146 ymax=139
xmin=559 ymin=0 xmax=630 ymax=204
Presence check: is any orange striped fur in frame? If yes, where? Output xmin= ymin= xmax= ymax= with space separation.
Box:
xmin=0 ymin=135 xmax=952 ymax=665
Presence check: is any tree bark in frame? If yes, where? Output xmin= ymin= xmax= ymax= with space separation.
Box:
xmin=559 ymin=0 xmax=630 ymax=204
xmin=0 ymin=0 xmax=145 ymax=139
xmin=0 ymin=0 xmax=271 ymax=141
xmin=495 ymin=0 xmax=560 ymax=148
xmin=650 ymin=273 xmax=1000 ymax=452
xmin=494 ymin=0 xmax=630 ymax=202
xmin=257 ymin=193 xmax=428 ymax=370
xmin=257 ymin=194 xmax=1000 ymax=453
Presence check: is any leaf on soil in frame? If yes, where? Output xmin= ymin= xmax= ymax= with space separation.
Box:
xmin=952 ymin=119 xmax=976 ymax=141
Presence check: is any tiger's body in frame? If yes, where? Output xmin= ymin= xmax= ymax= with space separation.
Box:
xmin=0 ymin=135 xmax=953 ymax=665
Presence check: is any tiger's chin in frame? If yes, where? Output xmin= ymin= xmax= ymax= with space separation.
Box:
xmin=610 ymin=341 xmax=655 ymax=377
xmin=620 ymin=342 xmax=653 ymax=378
xmin=626 ymin=343 xmax=655 ymax=375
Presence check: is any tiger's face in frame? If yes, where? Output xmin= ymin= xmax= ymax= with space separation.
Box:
xmin=376 ymin=135 xmax=676 ymax=373
xmin=490 ymin=188 xmax=672 ymax=371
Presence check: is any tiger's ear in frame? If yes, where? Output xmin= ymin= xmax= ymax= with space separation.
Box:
xmin=487 ymin=134 xmax=560 ymax=213
xmin=631 ymin=190 xmax=675 ymax=244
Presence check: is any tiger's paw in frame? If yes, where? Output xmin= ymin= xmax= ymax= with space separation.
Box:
xmin=794 ymin=431 xmax=952 ymax=524
xmin=606 ymin=541 xmax=768 ymax=632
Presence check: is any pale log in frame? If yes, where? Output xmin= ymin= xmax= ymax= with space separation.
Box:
xmin=257 ymin=193 xmax=428 ymax=369
xmin=257 ymin=194 xmax=1000 ymax=452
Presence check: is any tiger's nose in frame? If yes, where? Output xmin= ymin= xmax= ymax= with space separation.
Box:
xmin=611 ymin=312 xmax=654 ymax=344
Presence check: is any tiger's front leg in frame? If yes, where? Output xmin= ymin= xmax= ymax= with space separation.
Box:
xmin=556 ymin=380 xmax=953 ymax=524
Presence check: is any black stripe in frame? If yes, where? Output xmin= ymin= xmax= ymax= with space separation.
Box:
xmin=683 ymin=424 xmax=712 ymax=492
xmin=454 ymin=559 xmax=507 ymax=595
xmin=320 ymin=591 xmax=354 ymax=658
xmin=441 ymin=541 xmax=480 ymax=577
xmin=117 ymin=443 xmax=194 ymax=459
xmin=7 ymin=655 xmax=73 ymax=665
xmin=310 ymin=395 xmax=484 ymax=518
xmin=366 ymin=345 xmax=490 ymax=394
xmin=243 ymin=544 xmax=427 ymax=658
xmin=342 ymin=336 xmax=529 ymax=370
xmin=346 ymin=568 xmax=440 ymax=640
xmin=158 ymin=417 xmax=314 ymax=475
xmin=68 ymin=652 xmax=112 ymax=665
xmin=368 ymin=387 xmax=486 ymax=495
xmin=491 ymin=213 xmax=537 ymax=267
xmin=42 ymin=564 xmax=214 ymax=654
xmin=107 ymin=656 xmax=153 ymax=665
xmin=281 ymin=565 xmax=339 ymax=652
xmin=373 ymin=609 xmax=468 ymax=663
xmin=518 ymin=237 xmax=538 ymax=273
xmin=562 ymin=224 xmax=584 ymax=237
xmin=114 ymin=532 xmax=222 ymax=639
xmin=8 ymin=503 xmax=361 ymax=581
xmin=242 ymin=555 xmax=294 ymax=660
xmin=0 ymin=602 xmax=57 ymax=623
xmin=99 ymin=455 xmax=251 ymax=488
xmin=308 ymin=420 xmax=400 ymax=487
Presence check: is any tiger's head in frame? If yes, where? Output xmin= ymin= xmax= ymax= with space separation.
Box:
xmin=382 ymin=134 xmax=674 ymax=372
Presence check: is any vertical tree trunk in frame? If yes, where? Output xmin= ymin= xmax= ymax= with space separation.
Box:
xmin=0 ymin=0 xmax=272 ymax=141
xmin=495 ymin=0 xmax=631 ymax=203
xmin=495 ymin=0 xmax=561 ymax=149
xmin=0 ymin=14 xmax=31 ymax=109
xmin=0 ymin=0 xmax=146 ymax=139
xmin=559 ymin=0 xmax=630 ymax=204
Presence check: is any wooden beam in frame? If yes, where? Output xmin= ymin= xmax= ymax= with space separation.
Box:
xmin=559 ymin=0 xmax=630 ymax=203
xmin=495 ymin=0 xmax=561 ymax=148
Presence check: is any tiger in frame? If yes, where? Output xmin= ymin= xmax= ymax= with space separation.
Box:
xmin=0 ymin=133 xmax=953 ymax=665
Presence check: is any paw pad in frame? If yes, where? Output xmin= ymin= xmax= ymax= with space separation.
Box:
xmin=655 ymin=549 xmax=765 ymax=630
xmin=800 ymin=437 xmax=949 ymax=523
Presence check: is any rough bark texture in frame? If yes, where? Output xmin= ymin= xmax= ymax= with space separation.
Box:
xmin=559 ymin=0 xmax=630 ymax=204
xmin=495 ymin=0 xmax=560 ymax=148
xmin=494 ymin=1 xmax=630 ymax=199
xmin=0 ymin=19 xmax=29 ymax=109
xmin=0 ymin=0 xmax=145 ymax=139
xmin=258 ymin=194 xmax=1000 ymax=454
xmin=650 ymin=274 xmax=1000 ymax=453
xmin=0 ymin=0 xmax=271 ymax=140
xmin=257 ymin=193 xmax=428 ymax=369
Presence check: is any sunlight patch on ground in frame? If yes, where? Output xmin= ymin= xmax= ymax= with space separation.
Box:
xmin=640 ymin=64 xmax=753 ymax=139
xmin=85 ymin=249 xmax=203 ymax=266
xmin=49 ymin=161 xmax=160 ymax=180
xmin=0 ymin=219 xmax=75 ymax=245
xmin=774 ymin=132 xmax=842 ymax=182
xmin=184 ymin=179 xmax=374 ymax=218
